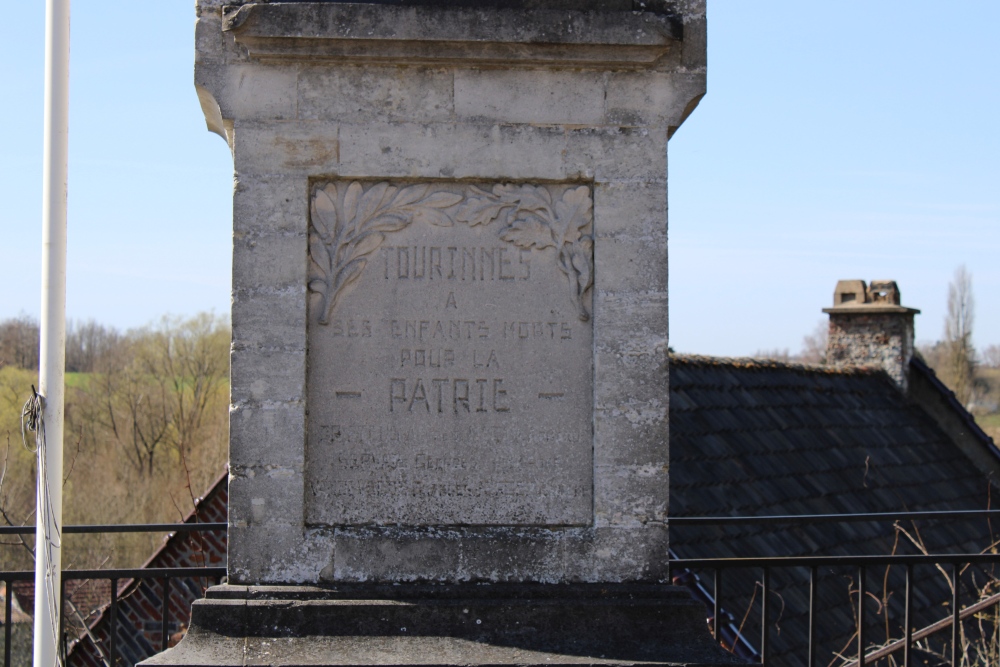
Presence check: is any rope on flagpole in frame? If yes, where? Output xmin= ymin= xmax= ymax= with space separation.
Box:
xmin=23 ymin=386 xmax=64 ymax=667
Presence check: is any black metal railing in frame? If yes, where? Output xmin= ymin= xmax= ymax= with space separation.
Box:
xmin=1 ymin=523 xmax=225 ymax=667
xmin=669 ymin=510 xmax=1000 ymax=667
xmin=4 ymin=513 xmax=1000 ymax=667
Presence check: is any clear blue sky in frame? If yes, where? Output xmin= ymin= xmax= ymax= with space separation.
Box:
xmin=2 ymin=2 xmax=997 ymax=357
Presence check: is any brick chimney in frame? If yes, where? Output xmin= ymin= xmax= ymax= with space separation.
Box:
xmin=823 ymin=280 xmax=920 ymax=391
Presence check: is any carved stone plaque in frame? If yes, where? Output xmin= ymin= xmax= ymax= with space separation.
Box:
xmin=305 ymin=181 xmax=594 ymax=526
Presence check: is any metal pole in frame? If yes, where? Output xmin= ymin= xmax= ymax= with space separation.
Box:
xmin=857 ymin=566 xmax=866 ymax=667
xmin=952 ymin=564 xmax=960 ymax=666
xmin=34 ymin=0 xmax=70 ymax=666
xmin=761 ymin=568 xmax=769 ymax=665
xmin=109 ymin=578 xmax=118 ymax=667
xmin=5 ymin=580 xmax=12 ymax=667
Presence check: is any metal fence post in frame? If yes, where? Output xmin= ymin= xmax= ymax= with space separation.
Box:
xmin=109 ymin=577 xmax=118 ymax=667
xmin=162 ymin=577 xmax=171 ymax=652
xmin=904 ymin=564 xmax=912 ymax=667
xmin=761 ymin=567 xmax=769 ymax=665
xmin=858 ymin=566 xmax=866 ymax=667
xmin=4 ymin=579 xmax=12 ymax=667
xmin=952 ymin=564 xmax=960 ymax=667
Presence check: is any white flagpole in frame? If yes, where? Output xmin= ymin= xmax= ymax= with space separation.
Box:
xmin=34 ymin=0 xmax=70 ymax=665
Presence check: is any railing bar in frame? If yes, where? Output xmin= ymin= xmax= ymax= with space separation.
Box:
xmin=669 ymin=553 xmax=1000 ymax=568
xmin=952 ymin=564 xmax=959 ymax=667
xmin=109 ymin=577 xmax=117 ymax=667
xmin=858 ymin=565 xmax=866 ymax=667
xmin=5 ymin=579 xmax=12 ymax=667
xmin=904 ymin=564 xmax=912 ymax=667
xmin=761 ymin=567 xmax=769 ymax=665
xmin=5 ymin=511 xmax=999 ymax=535
xmin=713 ymin=569 xmax=721 ymax=640
xmin=162 ymin=577 xmax=171 ymax=652
xmin=62 ymin=567 xmax=226 ymax=579
xmin=0 ymin=523 xmax=227 ymax=536
xmin=808 ymin=566 xmax=816 ymax=667
xmin=669 ymin=510 xmax=1000 ymax=526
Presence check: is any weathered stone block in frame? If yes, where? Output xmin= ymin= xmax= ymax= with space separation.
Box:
xmin=228 ymin=467 xmax=304 ymax=528
xmin=299 ymin=66 xmax=454 ymax=122
xmin=232 ymin=288 xmax=306 ymax=350
xmin=196 ymin=64 xmax=298 ymax=121
xmin=563 ymin=126 xmax=667 ymax=182
xmin=232 ymin=231 xmax=308 ymax=292
xmin=605 ymin=71 xmax=705 ymax=128
xmin=229 ymin=402 xmax=306 ymax=470
xmin=593 ymin=181 xmax=667 ymax=239
xmin=233 ymin=121 xmax=340 ymax=176
xmin=233 ymin=174 xmax=309 ymax=235
xmin=454 ymin=69 xmax=606 ymax=125
xmin=231 ymin=347 xmax=306 ymax=405
xmin=338 ymin=122 xmax=567 ymax=180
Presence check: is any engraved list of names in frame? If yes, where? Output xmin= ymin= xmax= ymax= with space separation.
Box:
xmin=305 ymin=181 xmax=595 ymax=526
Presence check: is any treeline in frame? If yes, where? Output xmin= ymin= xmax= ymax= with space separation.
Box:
xmin=0 ymin=315 xmax=122 ymax=373
xmin=0 ymin=314 xmax=229 ymax=571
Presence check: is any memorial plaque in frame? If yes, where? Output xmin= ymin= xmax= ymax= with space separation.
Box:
xmin=305 ymin=181 xmax=595 ymax=526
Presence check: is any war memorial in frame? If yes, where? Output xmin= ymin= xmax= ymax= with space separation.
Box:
xmin=145 ymin=1 xmax=738 ymax=664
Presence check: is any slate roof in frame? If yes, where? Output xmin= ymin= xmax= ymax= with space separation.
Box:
xmin=669 ymin=354 xmax=1000 ymax=666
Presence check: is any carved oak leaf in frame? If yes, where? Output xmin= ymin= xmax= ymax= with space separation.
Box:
xmin=456 ymin=189 xmax=513 ymax=227
xmin=554 ymin=185 xmax=593 ymax=245
xmin=495 ymin=183 xmax=552 ymax=209
xmin=500 ymin=215 xmax=557 ymax=250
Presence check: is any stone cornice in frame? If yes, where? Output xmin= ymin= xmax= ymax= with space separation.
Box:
xmin=222 ymin=2 xmax=681 ymax=67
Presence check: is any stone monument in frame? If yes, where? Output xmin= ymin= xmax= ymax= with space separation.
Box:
xmin=147 ymin=1 xmax=738 ymax=664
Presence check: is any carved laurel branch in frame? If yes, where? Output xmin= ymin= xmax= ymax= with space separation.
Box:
xmin=308 ymin=182 xmax=462 ymax=324
xmin=308 ymin=182 xmax=594 ymax=324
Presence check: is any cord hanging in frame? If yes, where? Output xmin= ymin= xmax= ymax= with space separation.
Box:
xmin=23 ymin=386 xmax=65 ymax=667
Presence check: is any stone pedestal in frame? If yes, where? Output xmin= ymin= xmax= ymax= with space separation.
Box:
xmin=145 ymin=2 xmax=736 ymax=665
xmin=145 ymin=584 xmax=739 ymax=666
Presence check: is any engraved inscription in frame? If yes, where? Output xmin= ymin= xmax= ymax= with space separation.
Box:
xmin=306 ymin=181 xmax=594 ymax=527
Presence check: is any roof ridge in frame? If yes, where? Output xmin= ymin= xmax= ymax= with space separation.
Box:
xmin=670 ymin=353 xmax=884 ymax=376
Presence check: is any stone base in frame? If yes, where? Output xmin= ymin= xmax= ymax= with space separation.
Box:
xmin=141 ymin=584 xmax=743 ymax=666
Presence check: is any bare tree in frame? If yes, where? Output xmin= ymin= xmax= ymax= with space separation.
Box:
xmin=800 ymin=320 xmax=829 ymax=364
xmin=140 ymin=314 xmax=229 ymax=460
xmin=0 ymin=315 xmax=40 ymax=371
xmin=65 ymin=319 xmax=120 ymax=373
xmin=87 ymin=339 xmax=173 ymax=477
xmin=753 ymin=348 xmax=793 ymax=362
xmin=78 ymin=314 xmax=229 ymax=477
xmin=943 ymin=265 xmax=976 ymax=405
xmin=983 ymin=345 xmax=1000 ymax=369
